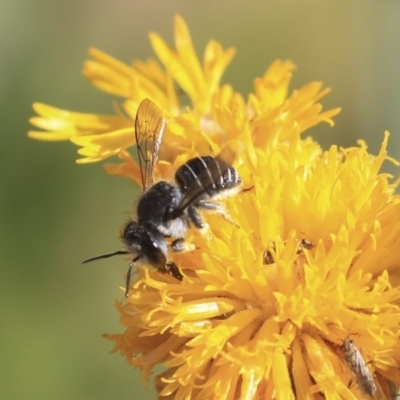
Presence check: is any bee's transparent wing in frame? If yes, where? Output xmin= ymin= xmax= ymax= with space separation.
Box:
xmin=135 ymin=98 xmax=166 ymax=190
xmin=172 ymin=143 xmax=239 ymax=216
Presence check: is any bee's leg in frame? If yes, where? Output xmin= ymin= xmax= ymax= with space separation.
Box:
xmin=187 ymin=205 xmax=204 ymax=228
xmin=197 ymin=200 xmax=239 ymax=227
xmin=159 ymin=261 xmax=183 ymax=281
xmin=125 ymin=261 xmax=134 ymax=297
xmin=187 ymin=205 xmax=212 ymax=238
xmin=171 ymin=238 xmax=196 ymax=252
xmin=171 ymin=238 xmax=185 ymax=252
xmin=125 ymin=255 xmax=141 ymax=297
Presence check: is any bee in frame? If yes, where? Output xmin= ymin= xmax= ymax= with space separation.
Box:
xmin=341 ymin=338 xmax=377 ymax=398
xmin=263 ymin=238 xmax=313 ymax=265
xmin=83 ymin=98 xmax=241 ymax=296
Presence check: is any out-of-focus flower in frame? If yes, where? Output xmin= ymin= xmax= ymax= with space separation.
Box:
xmin=30 ymin=15 xmax=400 ymax=400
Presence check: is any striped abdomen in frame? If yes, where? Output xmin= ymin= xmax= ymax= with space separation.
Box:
xmin=174 ymin=156 xmax=241 ymax=198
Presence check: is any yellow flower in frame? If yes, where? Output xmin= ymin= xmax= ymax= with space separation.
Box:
xmin=29 ymin=15 xmax=400 ymax=400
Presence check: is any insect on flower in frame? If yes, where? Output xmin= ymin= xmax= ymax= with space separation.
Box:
xmin=83 ymin=98 xmax=241 ymax=296
xmin=326 ymin=324 xmax=378 ymax=398
xmin=341 ymin=337 xmax=377 ymax=398
xmin=388 ymin=381 xmax=400 ymax=399
xmin=263 ymin=238 xmax=313 ymax=265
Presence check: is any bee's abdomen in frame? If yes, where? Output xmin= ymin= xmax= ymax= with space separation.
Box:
xmin=175 ymin=156 xmax=241 ymax=197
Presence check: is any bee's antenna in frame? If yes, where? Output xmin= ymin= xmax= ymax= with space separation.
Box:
xmin=83 ymin=251 xmax=141 ymax=297
xmin=82 ymin=250 xmax=129 ymax=264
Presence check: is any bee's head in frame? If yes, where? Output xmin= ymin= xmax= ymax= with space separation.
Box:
xmin=121 ymin=220 xmax=167 ymax=268
xmin=121 ymin=220 xmax=143 ymax=251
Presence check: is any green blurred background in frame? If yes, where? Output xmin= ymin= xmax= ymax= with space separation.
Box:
xmin=2 ymin=1 xmax=400 ymax=399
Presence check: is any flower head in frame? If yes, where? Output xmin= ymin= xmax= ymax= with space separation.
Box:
xmin=30 ymin=15 xmax=400 ymax=400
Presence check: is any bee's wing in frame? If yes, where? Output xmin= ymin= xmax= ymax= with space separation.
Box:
xmin=173 ymin=142 xmax=239 ymax=216
xmin=135 ymin=98 xmax=166 ymax=190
